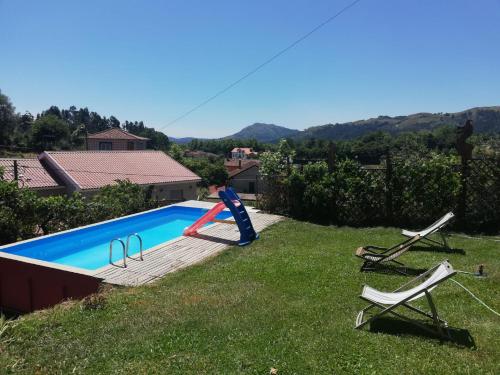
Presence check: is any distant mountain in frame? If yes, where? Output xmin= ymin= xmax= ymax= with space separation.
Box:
xmin=170 ymin=106 xmax=500 ymax=144
xmin=295 ymin=106 xmax=500 ymax=141
xmin=225 ymin=123 xmax=300 ymax=143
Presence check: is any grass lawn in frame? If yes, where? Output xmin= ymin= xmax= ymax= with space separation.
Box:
xmin=1 ymin=220 xmax=499 ymax=374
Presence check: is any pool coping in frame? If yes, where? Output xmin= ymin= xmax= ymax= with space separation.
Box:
xmin=0 ymin=201 xmax=236 ymax=278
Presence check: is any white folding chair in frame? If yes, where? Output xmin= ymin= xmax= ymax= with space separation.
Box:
xmin=402 ymin=212 xmax=454 ymax=249
xmin=355 ymin=235 xmax=421 ymax=272
xmin=355 ymin=260 xmax=456 ymax=338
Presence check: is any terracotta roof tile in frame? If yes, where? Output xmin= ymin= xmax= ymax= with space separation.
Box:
xmin=231 ymin=147 xmax=256 ymax=154
xmin=0 ymin=158 xmax=60 ymax=188
xmin=228 ymin=163 xmax=259 ymax=178
xmin=87 ymin=128 xmax=149 ymax=141
xmin=224 ymin=159 xmax=260 ymax=168
xmin=41 ymin=151 xmax=200 ymax=190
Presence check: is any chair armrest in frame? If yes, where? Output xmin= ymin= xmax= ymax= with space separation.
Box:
xmin=392 ymin=261 xmax=446 ymax=292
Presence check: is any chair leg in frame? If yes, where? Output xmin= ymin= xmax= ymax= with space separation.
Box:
xmin=355 ymin=304 xmax=376 ymax=329
xmin=357 ymin=297 xmax=451 ymax=340
xmin=403 ymin=303 xmax=448 ymax=325
xmin=421 ymin=235 xmax=450 ymax=249
xmin=360 ymin=260 xmax=375 ymax=272
xmin=425 ymin=291 xmax=448 ymax=339
xmin=440 ymin=232 xmax=450 ymax=249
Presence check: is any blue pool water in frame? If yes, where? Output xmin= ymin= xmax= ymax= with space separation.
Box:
xmin=0 ymin=206 xmax=232 ymax=271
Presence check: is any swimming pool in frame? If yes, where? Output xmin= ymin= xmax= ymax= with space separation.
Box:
xmin=0 ymin=205 xmax=232 ymax=271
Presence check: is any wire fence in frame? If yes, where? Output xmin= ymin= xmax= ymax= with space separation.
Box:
xmin=257 ymin=155 xmax=500 ymax=234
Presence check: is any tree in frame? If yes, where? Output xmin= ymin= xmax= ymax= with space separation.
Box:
xmin=123 ymin=120 xmax=170 ymax=150
xmin=182 ymin=157 xmax=228 ymax=187
xmin=0 ymin=89 xmax=17 ymax=145
xmin=0 ymin=179 xmax=39 ymax=244
xmin=31 ymin=115 xmax=70 ymax=150
xmin=92 ymin=180 xmax=152 ymax=219
xmin=42 ymin=106 xmax=62 ymax=118
xmin=108 ymin=116 xmax=120 ymax=128
xmin=260 ymin=139 xmax=295 ymax=176
xmin=168 ymin=144 xmax=184 ymax=161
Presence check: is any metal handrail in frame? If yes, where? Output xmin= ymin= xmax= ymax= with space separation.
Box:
xmin=109 ymin=238 xmax=126 ymax=267
xmin=126 ymin=233 xmax=143 ymax=261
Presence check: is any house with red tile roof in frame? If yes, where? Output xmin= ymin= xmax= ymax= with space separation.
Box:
xmin=0 ymin=158 xmax=65 ymax=196
xmin=87 ymin=128 xmax=149 ymax=151
xmin=230 ymin=147 xmax=257 ymax=160
xmin=39 ymin=150 xmax=201 ymax=201
xmin=224 ymin=159 xmax=260 ymax=172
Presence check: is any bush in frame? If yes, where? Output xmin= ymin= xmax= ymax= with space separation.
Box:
xmin=390 ymin=153 xmax=461 ymax=227
xmin=181 ymin=158 xmax=228 ymax=187
xmin=0 ymin=180 xmax=39 ymax=244
xmin=91 ymin=180 xmax=152 ymax=220
xmin=333 ymin=159 xmax=386 ymax=226
xmin=0 ymin=179 xmax=156 ymax=245
xmin=36 ymin=193 xmax=92 ymax=235
xmin=260 ymin=152 xmax=496 ymax=233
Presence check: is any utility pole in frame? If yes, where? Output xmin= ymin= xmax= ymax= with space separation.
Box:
xmin=13 ymin=160 xmax=19 ymax=180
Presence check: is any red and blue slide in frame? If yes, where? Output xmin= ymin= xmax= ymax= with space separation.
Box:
xmin=183 ymin=188 xmax=259 ymax=246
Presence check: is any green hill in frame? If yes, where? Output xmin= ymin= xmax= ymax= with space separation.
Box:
xmin=295 ymin=106 xmax=500 ymax=141
xmin=226 ymin=123 xmax=300 ymax=142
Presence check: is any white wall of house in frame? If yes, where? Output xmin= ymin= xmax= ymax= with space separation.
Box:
xmin=231 ymin=151 xmax=247 ymax=159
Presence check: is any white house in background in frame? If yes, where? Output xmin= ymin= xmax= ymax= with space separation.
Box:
xmin=39 ymin=150 xmax=201 ymax=201
xmin=231 ymin=147 xmax=257 ymax=160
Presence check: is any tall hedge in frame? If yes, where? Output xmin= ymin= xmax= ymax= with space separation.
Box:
xmin=260 ymin=153 xmax=498 ymax=233
xmin=0 ymin=179 xmax=155 ymax=245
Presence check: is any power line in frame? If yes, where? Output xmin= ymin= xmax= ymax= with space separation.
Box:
xmin=160 ymin=0 xmax=363 ymax=130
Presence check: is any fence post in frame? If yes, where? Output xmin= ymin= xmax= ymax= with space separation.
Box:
xmin=455 ymin=119 xmax=473 ymax=230
xmin=457 ymin=158 xmax=468 ymax=230
xmin=13 ymin=160 xmax=19 ymax=180
xmin=327 ymin=142 xmax=338 ymax=224
xmin=385 ymin=151 xmax=393 ymax=225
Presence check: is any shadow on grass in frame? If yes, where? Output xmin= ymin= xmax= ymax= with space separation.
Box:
xmin=410 ymin=245 xmax=466 ymax=255
xmin=360 ymin=263 xmax=427 ymax=276
xmin=190 ymin=233 xmax=239 ymax=246
xmin=369 ymin=317 xmax=476 ymax=348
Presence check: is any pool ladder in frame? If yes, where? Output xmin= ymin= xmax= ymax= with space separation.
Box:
xmin=109 ymin=233 xmax=143 ymax=268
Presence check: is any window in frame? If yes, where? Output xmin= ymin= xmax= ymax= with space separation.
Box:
xmin=99 ymin=142 xmax=112 ymax=150
xmin=127 ymin=141 xmax=135 ymax=150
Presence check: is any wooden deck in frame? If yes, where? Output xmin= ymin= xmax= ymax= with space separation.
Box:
xmin=94 ymin=207 xmax=283 ymax=286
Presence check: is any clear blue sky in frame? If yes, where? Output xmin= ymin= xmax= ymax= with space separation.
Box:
xmin=1 ymin=0 xmax=499 ymax=138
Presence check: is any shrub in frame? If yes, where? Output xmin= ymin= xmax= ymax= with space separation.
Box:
xmin=0 ymin=180 xmax=39 ymax=244
xmin=260 ymin=151 xmax=496 ymax=232
xmin=91 ymin=180 xmax=152 ymax=220
xmin=0 ymin=179 xmax=156 ymax=245
xmin=390 ymin=153 xmax=460 ymax=226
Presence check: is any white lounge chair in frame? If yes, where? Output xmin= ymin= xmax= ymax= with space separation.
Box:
xmin=402 ymin=212 xmax=454 ymax=249
xmin=355 ymin=260 xmax=456 ymax=338
xmin=355 ymin=235 xmax=421 ymax=272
